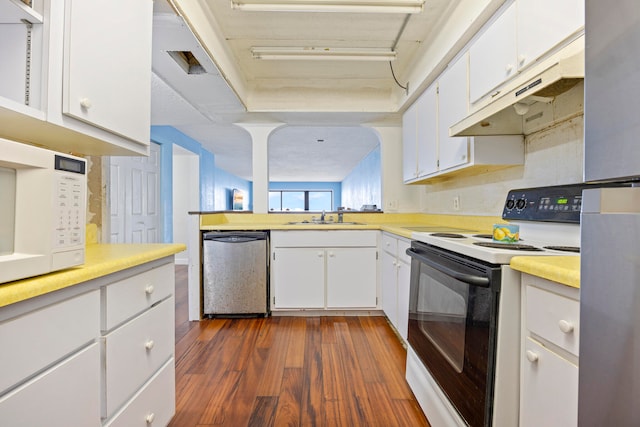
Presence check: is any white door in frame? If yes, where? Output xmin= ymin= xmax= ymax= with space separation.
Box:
xmin=109 ymin=143 xmax=161 ymax=243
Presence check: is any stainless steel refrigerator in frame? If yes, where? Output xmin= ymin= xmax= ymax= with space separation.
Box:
xmin=579 ymin=0 xmax=640 ymax=424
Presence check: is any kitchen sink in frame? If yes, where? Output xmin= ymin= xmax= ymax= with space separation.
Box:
xmin=286 ymin=221 xmax=364 ymax=225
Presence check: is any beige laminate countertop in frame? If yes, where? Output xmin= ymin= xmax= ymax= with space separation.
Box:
xmin=0 ymin=243 xmax=186 ymax=308
xmin=510 ymin=256 xmax=580 ymax=288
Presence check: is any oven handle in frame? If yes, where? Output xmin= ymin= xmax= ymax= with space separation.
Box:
xmin=406 ymin=248 xmax=490 ymax=287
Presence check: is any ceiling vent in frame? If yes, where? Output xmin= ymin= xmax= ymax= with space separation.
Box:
xmin=167 ymin=51 xmax=206 ymax=75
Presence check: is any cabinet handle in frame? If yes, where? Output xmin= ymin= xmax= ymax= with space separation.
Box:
xmin=146 ymin=413 xmax=155 ymax=424
xmin=526 ymin=350 xmax=539 ymax=363
xmin=79 ymin=97 xmax=92 ymax=109
xmin=518 ymin=54 xmax=527 ymax=65
xmin=145 ymin=284 xmax=155 ymax=295
xmin=491 ymin=90 xmax=501 ymax=98
xmin=145 ymin=340 xmax=155 ymax=350
xmin=328 ymin=252 xmax=335 ymax=257
xmin=558 ymin=319 xmax=574 ymax=334
xmin=505 ymin=63 xmax=514 ymax=73
xmin=317 ymin=251 xmax=323 ymax=257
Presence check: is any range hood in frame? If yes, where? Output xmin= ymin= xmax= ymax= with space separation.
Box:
xmin=451 ymin=42 xmax=584 ymax=136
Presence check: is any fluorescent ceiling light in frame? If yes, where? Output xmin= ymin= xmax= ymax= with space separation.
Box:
xmin=231 ymin=1 xmax=424 ymax=14
xmin=251 ymin=46 xmax=397 ymax=61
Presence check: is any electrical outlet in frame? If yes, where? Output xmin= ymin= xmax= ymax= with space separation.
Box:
xmin=453 ymin=196 xmax=460 ymax=211
xmin=387 ymin=199 xmax=398 ymax=210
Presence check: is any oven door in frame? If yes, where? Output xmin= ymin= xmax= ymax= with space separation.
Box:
xmin=406 ymin=241 xmax=501 ymax=427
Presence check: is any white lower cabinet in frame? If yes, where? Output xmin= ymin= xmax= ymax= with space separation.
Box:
xmin=272 ymin=247 xmax=326 ymax=309
xmin=326 ymin=247 xmax=377 ymax=308
xmin=271 ymin=231 xmax=378 ymax=310
xmin=380 ymin=232 xmax=411 ymax=341
xmin=520 ymin=274 xmax=580 ymax=427
xmin=0 ymin=342 xmax=101 ymax=427
xmin=0 ymin=258 xmax=176 ymax=426
xmin=101 ymin=261 xmax=176 ymax=424
xmin=103 ymin=297 xmax=175 ymax=418
xmin=105 ymin=358 xmax=175 ymax=427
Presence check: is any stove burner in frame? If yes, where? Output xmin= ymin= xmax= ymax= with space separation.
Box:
xmin=473 ymin=242 xmax=544 ymax=251
xmin=430 ymin=233 xmax=466 ymax=238
xmin=544 ymin=246 xmax=580 ymax=253
xmin=472 ymin=234 xmax=493 ymax=239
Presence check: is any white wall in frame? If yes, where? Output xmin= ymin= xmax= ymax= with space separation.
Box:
xmin=172 ymin=146 xmax=199 ymax=265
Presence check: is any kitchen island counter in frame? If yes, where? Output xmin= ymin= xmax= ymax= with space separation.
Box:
xmin=510 ymin=256 xmax=580 ymax=288
xmin=0 ymin=243 xmax=186 ymax=308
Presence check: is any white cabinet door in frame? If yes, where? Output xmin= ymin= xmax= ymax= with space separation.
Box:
xmin=63 ymin=0 xmax=152 ymax=144
xmin=521 ymin=338 xmax=578 ymax=427
xmin=402 ymin=101 xmax=418 ymax=182
xmin=326 ymin=247 xmax=377 ymax=308
xmin=381 ymin=250 xmax=398 ymax=325
xmin=437 ymin=54 xmax=469 ymax=171
xmin=272 ymin=248 xmax=325 ymax=309
xmin=517 ymin=0 xmax=584 ymax=69
xmin=416 ymin=84 xmax=438 ymax=178
xmin=0 ymin=343 xmax=100 ymax=427
xmin=469 ymin=3 xmax=517 ymax=103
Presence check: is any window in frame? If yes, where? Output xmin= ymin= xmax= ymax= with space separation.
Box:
xmin=269 ymin=190 xmax=333 ymax=211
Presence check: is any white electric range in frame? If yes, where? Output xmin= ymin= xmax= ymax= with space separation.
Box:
xmin=405 ymin=183 xmax=586 ymax=427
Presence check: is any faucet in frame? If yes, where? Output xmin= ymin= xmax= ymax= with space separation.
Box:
xmin=337 ymin=206 xmax=344 ymax=223
xmin=320 ymin=210 xmax=326 ymax=222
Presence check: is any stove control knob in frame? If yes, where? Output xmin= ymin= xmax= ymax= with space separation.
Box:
xmin=505 ymin=199 xmax=515 ymax=210
xmin=516 ymin=198 xmax=527 ymax=210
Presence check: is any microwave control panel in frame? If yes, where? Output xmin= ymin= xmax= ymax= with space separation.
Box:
xmin=53 ymin=155 xmax=86 ymax=249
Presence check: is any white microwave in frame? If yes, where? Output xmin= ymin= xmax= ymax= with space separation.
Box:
xmin=0 ymin=138 xmax=87 ymax=284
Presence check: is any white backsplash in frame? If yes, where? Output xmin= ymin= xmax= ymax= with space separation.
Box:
xmin=419 ymin=115 xmax=584 ymax=216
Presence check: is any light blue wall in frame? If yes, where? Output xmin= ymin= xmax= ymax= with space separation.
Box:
xmin=269 ymin=182 xmax=342 ymax=210
xmin=215 ymin=168 xmax=253 ymax=211
xmin=341 ymin=146 xmax=381 ymax=210
xmin=151 ymin=126 xmax=216 ymax=242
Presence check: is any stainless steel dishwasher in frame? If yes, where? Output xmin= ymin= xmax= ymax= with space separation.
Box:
xmin=202 ymin=231 xmax=269 ymax=317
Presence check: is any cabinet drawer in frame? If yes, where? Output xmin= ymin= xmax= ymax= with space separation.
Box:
xmin=103 ymin=262 xmax=174 ymax=330
xmin=521 ymin=338 xmax=578 ymax=427
xmin=105 ymin=358 xmax=175 ymax=427
xmin=0 ymin=290 xmax=100 ymax=394
xmin=103 ymin=297 xmax=174 ymax=417
xmin=397 ymin=239 xmax=411 ymax=265
xmin=526 ymin=285 xmax=579 ymax=355
xmin=271 ymin=230 xmax=378 ymax=247
xmin=0 ymin=343 xmax=100 ymax=427
xmin=381 ymin=233 xmax=398 ymax=256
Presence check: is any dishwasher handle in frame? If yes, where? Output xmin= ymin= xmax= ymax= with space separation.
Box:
xmin=203 ymin=232 xmax=267 ymax=244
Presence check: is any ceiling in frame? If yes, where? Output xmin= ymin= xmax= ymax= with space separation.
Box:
xmin=150 ymin=0 xmax=465 ymax=181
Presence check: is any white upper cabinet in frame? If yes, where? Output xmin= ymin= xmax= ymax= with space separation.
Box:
xmin=469 ymin=3 xmax=517 ymax=104
xmin=469 ymin=0 xmax=584 ymax=105
xmin=416 ymin=84 xmax=438 ymax=178
xmin=63 ymin=0 xmax=152 ymax=145
xmin=517 ymin=0 xmax=585 ymax=69
xmin=402 ymin=52 xmax=524 ymax=184
xmin=437 ymin=54 xmax=469 ymax=171
xmin=402 ymin=100 xmax=418 ymax=182
xmin=0 ymin=0 xmax=153 ymax=156
xmin=402 ymin=83 xmax=437 ymax=182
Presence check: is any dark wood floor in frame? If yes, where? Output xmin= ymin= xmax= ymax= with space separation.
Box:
xmin=171 ymin=265 xmax=430 ymax=427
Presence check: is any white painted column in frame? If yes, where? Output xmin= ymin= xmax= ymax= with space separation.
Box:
xmin=370 ymin=125 xmax=422 ymax=213
xmin=234 ymin=123 xmax=284 ymax=213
